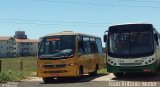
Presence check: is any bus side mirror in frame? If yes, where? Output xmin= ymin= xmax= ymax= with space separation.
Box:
xmin=38 ymin=43 xmax=40 ymax=48
xmin=154 ymin=33 xmax=159 ymax=45
xmin=103 ymin=35 xmax=107 ymax=42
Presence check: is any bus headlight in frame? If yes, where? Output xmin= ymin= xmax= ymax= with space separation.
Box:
xmin=39 ymin=65 xmax=42 ymax=67
xmin=111 ymin=61 xmax=113 ymax=64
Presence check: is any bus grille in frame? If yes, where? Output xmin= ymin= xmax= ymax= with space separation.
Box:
xmin=119 ymin=63 xmax=142 ymax=66
xmin=120 ymin=69 xmax=142 ymax=72
xmin=44 ymin=64 xmax=66 ymax=68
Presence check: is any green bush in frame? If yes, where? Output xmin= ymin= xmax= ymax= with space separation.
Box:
xmin=98 ymin=69 xmax=108 ymax=74
xmin=0 ymin=72 xmax=12 ymax=82
xmin=0 ymin=70 xmax=28 ymax=82
xmin=0 ymin=57 xmax=37 ymax=82
xmin=0 ymin=70 xmax=26 ymax=82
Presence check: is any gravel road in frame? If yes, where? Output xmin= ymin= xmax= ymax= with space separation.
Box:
xmin=1 ymin=73 xmax=160 ymax=87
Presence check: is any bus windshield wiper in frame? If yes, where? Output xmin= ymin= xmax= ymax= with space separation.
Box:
xmin=40 ymin=54 xmax=70 ymax=59
xmin=40 ymin=55 xmax=56 ymax=58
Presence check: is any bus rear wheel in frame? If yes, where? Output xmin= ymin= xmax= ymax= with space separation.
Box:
xmin=89 ymin=65 xmax=99 ymax=76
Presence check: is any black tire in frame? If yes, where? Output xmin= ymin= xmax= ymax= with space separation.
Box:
xmin=114 ymin=73 xmax=124 ymax=78
xmin=89 ymin=65 xmax=98 ymax=76
xmin=79 ymin=66 xmax=83 ymax=75
xmin=43 ymin=77 xmax=53 ymax=83
xmin=77 ymin=66 xmax=83 ymax=80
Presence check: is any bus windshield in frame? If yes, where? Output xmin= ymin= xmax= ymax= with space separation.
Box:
xmin=39 ymin=35 xmax=75 ymax=59
xmin=108 ymin=28 xmax=154 ymax=58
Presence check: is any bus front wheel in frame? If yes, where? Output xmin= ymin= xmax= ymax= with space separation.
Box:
xmin=43 ymin=77 xmax=53 ymax=83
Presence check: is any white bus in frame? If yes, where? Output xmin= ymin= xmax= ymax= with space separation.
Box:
xmin=104 ymin=23 xmax=160 ymax=77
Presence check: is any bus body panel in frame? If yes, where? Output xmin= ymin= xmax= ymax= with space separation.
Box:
xmin=155 ymin=46 xmax=160 ymax=65
xmin=106 ymin=54 xmax=158 ymax=73
xmin=107 ymin=55 xmax=156 ymax=67
xmin=78 ymin=53 xmax=105 ymax=74
xmin=97 ymin=54 xmax=105 ymax=70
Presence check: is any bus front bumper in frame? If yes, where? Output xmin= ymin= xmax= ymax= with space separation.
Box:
xmin=107 ymin=63 xmax=157 ymax=73
xmin=37 ymin=65 xmax=79 ymax=78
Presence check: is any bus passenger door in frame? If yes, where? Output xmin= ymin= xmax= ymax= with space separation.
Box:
xmin=78 ymin=36 xmax=90 ymax=74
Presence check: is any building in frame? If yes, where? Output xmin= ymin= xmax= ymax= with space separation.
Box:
xmin=0 ymin=31 xmax=40 ymax=58
xmin=14 ymin=31 xmax=39 ymax=57
xmin=14 ymin=31 xmax=27 ymax=39
xmin=15 ymin=39 xmax=39 ymax=56
xmin=0 ymin=37 xmax=16 ymax=58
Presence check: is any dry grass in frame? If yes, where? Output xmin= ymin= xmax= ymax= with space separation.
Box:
xmin=0 ymin=57 xmax=37 ymax=82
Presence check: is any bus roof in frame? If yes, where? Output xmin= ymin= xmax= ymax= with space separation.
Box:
xmin=108 ymin=23 xmax=154 ymax=33
xmin=109 ymin=23 xmax=153 ymax=27
xmin=44 ymin=31 xmax=100 ymax=38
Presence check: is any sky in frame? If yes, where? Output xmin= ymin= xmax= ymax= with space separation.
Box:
xmin=0 ymin=0 xmax=160 ymax=47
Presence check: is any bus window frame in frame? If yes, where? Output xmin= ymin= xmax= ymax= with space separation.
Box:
xmin=90 ymin=37 xmax=98 ymax=53
xmin=78 ymin=36 xmax=85 ymax=55
xmin=78 ymin=35 xmax=102 ymax=56
xmin=107 ymin=25 xmax=155 ymax=58
xmin=96 ymin=38 xmax=103 ymax=54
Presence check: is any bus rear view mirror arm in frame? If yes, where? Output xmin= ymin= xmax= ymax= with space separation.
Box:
xmin=103 ymin=35 xmax=108 ymax=42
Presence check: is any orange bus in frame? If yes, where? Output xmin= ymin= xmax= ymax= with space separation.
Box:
xmin=37 ymin=31 xmax=105 ymax=83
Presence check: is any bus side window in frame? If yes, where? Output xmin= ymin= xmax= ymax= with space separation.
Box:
xmin=157 ymin=34 xmax=160 ymax=46
xmin=78 ymin=36 xmax=85 ymax=54
xmin=96 ymin=38 xmax=103 ymax=54
xmin=159 ymin=35 xmax=160 ymax=45
xmin=90 ymin=38 xmax=98 ymax=53
xmin=83 ymin=37 xmax=91 ymax=54
xmin=154 ymin=33 xmax=159 ymax=46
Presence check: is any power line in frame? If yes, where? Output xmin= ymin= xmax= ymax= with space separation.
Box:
xmin=0 ymin=19 xmax=159 ymax=29
xmin=0 ymin=18 xmax=115 ymax=28
xmin=0 ymin=21 xmax=109 ymax=28
xmin=34 ymin=0 xmax=160 ymax=9
xmin=118 ymin=0 xmax=160 ymax=4
xmin=0 ymin=18 xmax=159 ymax=28
xmin=0 ymin=18 xmax=111 ymax=25
xmin=35 ymin=0 xmax=108 ymax=6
